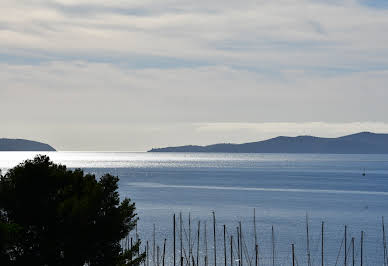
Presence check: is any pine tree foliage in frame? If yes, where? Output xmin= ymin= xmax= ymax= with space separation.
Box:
xmin=0 ymin=155 xmax=145 ymax=266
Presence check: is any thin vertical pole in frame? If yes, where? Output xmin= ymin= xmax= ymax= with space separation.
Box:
xmin=143 ymin=247 xmax=147 ymax=266
xmin=174 ymin=214 xmax=176 ymax=266
xmin=189 ymin=213 xmax=192 ymax=266
xmin=239 ymin=222 xmax=243 ymax=266
xmin=157 ymin=246 xmax=160 ymax=266
xmin=224 ymin=225 xmax=227 ymax=266
xmin=237 ymin=227 xmax=241 ymax=266
xmin=213 ymin=212 xmax=216 ymax=266
xmin=163 ymin=239 xmax=166 ymax=266
xmin=153 ymin=224 xmax=156 ymax=266
xmin=231 ymin=236 xmax=234 ymax=266
xmin=254 ymin=208 xmax=257 ymax=248
xmin=147 ymin=241 xmax=150 ymax=266
xmin=254 ymin=208 xmax=257 ymax=266
xmin=197 ymin=221 xmax=200 ymax=266
xmin=360 ymin=231 xmax=364 ymax=266
xmin=345 ymin=225 xmax=347 ymax=266
xmin=292 ymin=244 xmax=295 ymax=266
xmin=272 ymin=226 xmax=275 ymax=266
xmin=255 ymin=244 xmax=258 ymax=266
xmin=180 ymin=213 xmax=183 ymax=266
xmin=306 ymin=214 xmax=311 ymax=266
xmin=383 ymin=217 xmax=387 ymax=266
xmin=352 ymin=237 xmax=355 ymax=266
xmin=321 ymin=222 xmax=324 ymax=266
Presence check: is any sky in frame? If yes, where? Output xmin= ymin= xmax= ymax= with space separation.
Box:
xmin=1 ymin=0 xmax=388 ymax=151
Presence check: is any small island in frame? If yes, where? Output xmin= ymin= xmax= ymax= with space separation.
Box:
xmin=149 ymin=132 xmax=388 ymax=154
xmin=0 ymin=138 xmax=56 ymax=151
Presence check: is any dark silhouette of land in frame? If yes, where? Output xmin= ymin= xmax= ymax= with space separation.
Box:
xmin=0 ymin=138 xmax=55 ymax=151
xmin=149 ymin=132 xmax=388 ymax=154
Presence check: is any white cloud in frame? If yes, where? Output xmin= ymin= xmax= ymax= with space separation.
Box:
xmin=1 ymin=0 xmax=388 ymax=68
xmin=1 ymin=0 xmax=388 ymax=150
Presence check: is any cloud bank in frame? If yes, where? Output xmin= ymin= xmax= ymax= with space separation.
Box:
xmin=1 ymin=0 xmax=388 ymax=150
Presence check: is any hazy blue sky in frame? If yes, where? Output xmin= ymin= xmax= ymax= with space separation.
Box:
xmin=1 ymin=0 xmax=388 ymax=151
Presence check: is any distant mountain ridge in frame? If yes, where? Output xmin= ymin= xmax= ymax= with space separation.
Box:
xmin=0 ymin=138 xmax=56 ymax=151
xmin=149 ymin=132 xmax=388 ymax=154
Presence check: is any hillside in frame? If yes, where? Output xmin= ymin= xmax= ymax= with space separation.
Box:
xmin=0 ymin=138 xmax=56 ymax=151
xmin=148 ymin=132 xmax=388 ymax=154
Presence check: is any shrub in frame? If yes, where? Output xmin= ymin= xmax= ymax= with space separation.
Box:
xmin=0 ymin=155 xmax=144 ymax=266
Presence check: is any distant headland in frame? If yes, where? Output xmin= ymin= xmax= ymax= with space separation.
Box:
xmin=0 ymin=138 xmax=56 ymax=151
xmin=149 ymin=132 xmax=388 ymax=154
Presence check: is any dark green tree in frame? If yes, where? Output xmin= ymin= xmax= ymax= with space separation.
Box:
xmin=0 ymin=155 xmax=145 ymax=266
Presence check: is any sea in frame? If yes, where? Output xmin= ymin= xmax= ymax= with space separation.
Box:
xmin=1 ymin=151 xmax=388 ymax=266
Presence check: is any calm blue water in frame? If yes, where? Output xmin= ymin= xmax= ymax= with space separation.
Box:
xmin=1 ymin=152 xmax=388 ymax=265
